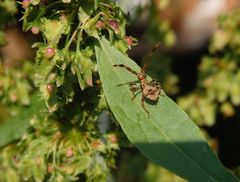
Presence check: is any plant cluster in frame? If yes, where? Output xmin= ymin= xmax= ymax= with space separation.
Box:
xmin=0 ymin=0 xmax=17 ymax=46
xmin=0 ymin=0 xmax=133 ymax=181
xmin=147 ymin=0 xmax=176 ymax=48
xmin=178 ymin=9 xmax=240 ymax=127
xmin=0 ymin=62 xmax=33 ymax=108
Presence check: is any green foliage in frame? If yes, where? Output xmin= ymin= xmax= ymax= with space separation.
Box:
xmin=178 ymin=9 xmax=240 ymax=126
xmin=0 ymin=62 xmax=33 ymax=107
xmin=0 ymin=112 xmax=119 ymax=181
xmin=147 ymin=0 xmax=176 ymax=47
xmin=0 ymin=93 xmax=45 ymax=147
xmin=0 ymin=0 xmax=17 ymax=26
xmin=0 ymin=0 xmax=17 ymax=46
xmin=96 ymin=38 xmax=239 ymax=182
xmin=22 ymin=0 xmax=129 ymax=111
xmin=0 ymin=0 xmax=129 ymax=181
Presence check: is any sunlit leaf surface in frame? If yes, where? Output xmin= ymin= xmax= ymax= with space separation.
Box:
xmin=96 ymin=38 xmax=239 ymax=182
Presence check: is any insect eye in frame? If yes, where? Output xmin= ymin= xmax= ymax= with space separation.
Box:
xmin=150 ymin=80 xmax=160 ymax=88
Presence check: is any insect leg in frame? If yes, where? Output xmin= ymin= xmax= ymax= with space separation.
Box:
xmin=116 ymin=80 xmax=139 ymax=86
xmin=113 ymin=64 xmax=138 ymax=77
xmin=141 ymin=42 xmax=162 ymax=74
xmin=141 ymin=95 xmax=149 ymax=117
xmin=130 ymin=86 xmax=141 ymax=100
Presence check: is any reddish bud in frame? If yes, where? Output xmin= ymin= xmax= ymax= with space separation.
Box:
xmin=86 ymin=79 xmax=93 ymax=86
xmin=9 ymin=94 xmax=17 ymax=103
xmin=47 ymin=165 xmax=54 ymax=173
xmin=35 ymin=157 xmax=41 ymax=165
xmin=65 ymin=148 xmax=74 ymax=157
xmin=60 ymin=14 xmax=67 ymax=20
xmin=52 ymin=131 xmax=62 ymax=141
xmin=22 ymin=0 xmax=30 ymax=9
xmin=108 ymin=19 xmax=119 ymax=33
xmin=12 ymin=155 xmax=19 ymax=163
xmin=46 ymin=84 xmax=54 ymax=94
xmin=45 ymin=47 xmax=55 ymax=58
xmin=90 ymin=140 xmax=106 ymax=151
xmin=90 ymin=140 xmax=101 ymax=149
xmin=125 ymin=36 xmax=133 ymax=46
xmin=31 ymin=26 xmax=40 ymax=35
xmin=95 ymin=79 xmax=101 ymax=85
xmin=108 ymin=134 xmax=118 ymax=143
xmin=96 ymin=20 xmax=104 ymax=29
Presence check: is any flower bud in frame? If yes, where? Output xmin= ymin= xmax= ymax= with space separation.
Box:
xmin=22 ymin=0 xmax=30 ymax=9
xmin=108 ymin=19 xmax=119 ymax=34
xmin=9 ymin=94 xmax=17 ymax=103
xmin=125 ymin=36 xmax=133 ymax=47
xmin=46 ymin=84 xmax=54 ymax=94
xmin=31 ymin=26 xmax=40 ymax=35
xmin=108 ymin=134 xmax=118 ymax=143
xmin=45 ymin=47 xmax=55 ymax=58
xmin=47 ymin=165 xmax=54 ymax=173
xmin=96 ymin=20 xmax=104 ymax=29
xmin=65 ymin=148 xmax=74 ymax=158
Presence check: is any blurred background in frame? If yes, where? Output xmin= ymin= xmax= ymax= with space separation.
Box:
xmin=1 ymin=0 xmax=240 ymax=181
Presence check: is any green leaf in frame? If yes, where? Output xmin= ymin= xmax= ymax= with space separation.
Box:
xmin=78 ymin=0 xmax=94 ymax=24
xmin=82 ymin=56 xmax=93 ymax=87
xmin=0 ymin=94 xmax=45 ymax=147
xmin=34 ymin=49 xmax=64 ymax=87
xmin=30 ymin=0 xmax=40 ymax=5
xmin=94 ymin=0 xmax=99 ymax=10
xmin=95 ymin=38 xmax=239 ymax=182
xmin=40 ymin=18 xmax=69 ymax=46
xmin=73 ymin=156 xmax=91 ymax=175
xmin=74 ymin=56 xmax=86 ymax=90
xmin=74 ymin=49 xmax=94 ymax=89
xmin=83 ymin=13 xmax=100 ymax=38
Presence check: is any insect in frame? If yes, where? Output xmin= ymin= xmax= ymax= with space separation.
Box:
xmin=113 ymin=43 xmax=162 ymax=116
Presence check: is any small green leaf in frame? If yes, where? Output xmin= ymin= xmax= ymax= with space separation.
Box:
xmin=34 ymin=49 xmax=64 ymax=86
xmin=83 ymin=13 xmax=100 ymax=38
xmin=74 ymin=56 xmax=86 ymax=90
xmin=30 ymin=0 xmax=40 ymax=6
xmin=95 ymin=38 xmax=239 ymax=182
xmin=40 ymin=18 xmax=69 ymax=46
xmin=73 ymin=156 xmax=91 ymax=175
xmin=74 ymin=49 xmax=94 ymax=89
xmin=94 ymin=0 xmax=99 ymax=10
xmin=78 ymin=0 xmax=94 ymax=24
xmin=0 ymin=94 xmax=45 ymax=147
xmin=82 ymin=58 xmax=93 ymax=87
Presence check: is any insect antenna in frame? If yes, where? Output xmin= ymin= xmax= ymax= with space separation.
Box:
xmin=141 ymin=42 xmax=162 ymax=73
